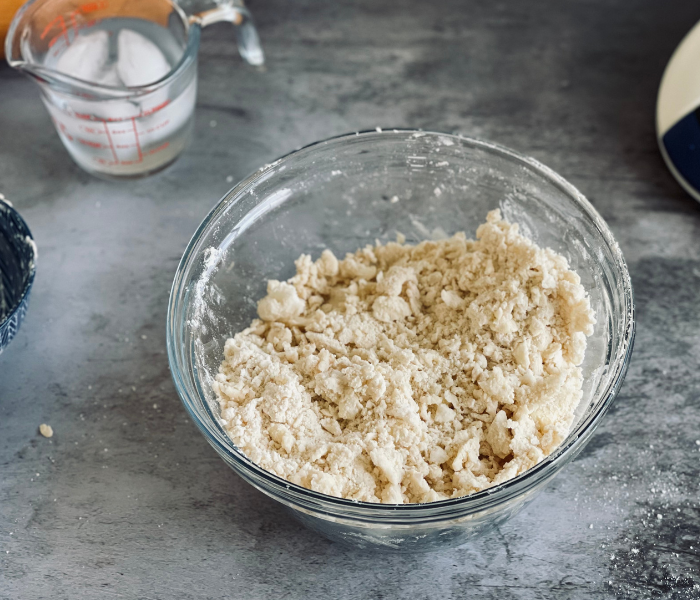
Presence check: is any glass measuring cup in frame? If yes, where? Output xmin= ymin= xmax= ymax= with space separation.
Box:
xmin=5 ymin=0 xmax=264 ymax=179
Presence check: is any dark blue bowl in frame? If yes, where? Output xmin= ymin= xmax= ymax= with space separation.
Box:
xmin=0 ymin=199 xmax=36 ymax=354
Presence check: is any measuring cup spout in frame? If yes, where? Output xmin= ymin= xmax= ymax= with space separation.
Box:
xmin=187 ymin=0 xmax=264 ymax=66
xmin=3 ymin=0 xmax=105 ymax=96
xmin=5 ymin=48 xmax=73 ymax=94
xmin=4 ymin=1 xmax=39 ymax=76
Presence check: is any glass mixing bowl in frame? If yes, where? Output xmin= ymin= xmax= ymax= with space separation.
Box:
xmin=167 ymin=130 xmax=635 ymax=552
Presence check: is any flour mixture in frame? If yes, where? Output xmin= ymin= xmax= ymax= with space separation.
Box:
xmin=213 ymin=210 xmax=595 ymax=504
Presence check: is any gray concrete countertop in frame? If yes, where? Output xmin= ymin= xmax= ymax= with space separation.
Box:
xmin=1 ymin=1 xmax=699 ymax=598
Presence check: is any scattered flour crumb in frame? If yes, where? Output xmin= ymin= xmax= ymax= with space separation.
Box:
xmin=39 ymin=424 xmax=53 ymax=438
xmin=213 ymin=210 xmax=596 ymax=504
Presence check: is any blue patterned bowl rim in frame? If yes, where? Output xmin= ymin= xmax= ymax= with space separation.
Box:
xmin=0 ymin=199 xmax=36 ymax=332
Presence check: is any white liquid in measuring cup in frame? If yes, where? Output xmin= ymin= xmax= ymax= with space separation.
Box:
xmin=42 ymin=19 xmax=196 ymax=178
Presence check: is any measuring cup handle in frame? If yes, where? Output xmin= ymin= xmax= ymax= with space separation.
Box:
xmin=188 ymin=0 xmax=264 ymax=66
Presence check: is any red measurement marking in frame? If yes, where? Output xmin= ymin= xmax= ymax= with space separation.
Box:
xmin=74 ymin=106 xmax=169 ymax=123
xmin=102 ymin=121 xmax=118 ymax=162
xmin=145 ymin=120 xmax=170 ymax=134
xmin=131 ymin=117 xmax=143 ymax=162
xmin=69 ymin=12 xmax=79 ymax=39
xmin=43 ymin=1 xmax=108 ymax=51
xmin=52 ymin=118 xmax=74 ymax=141
xmin=148 ymin=141 xmax=170 ymax=155
xmin=80 ymin=125 xmax=106 ymax=135
xmin=81 ymin=1 xmax=108 ymax=13
xmin=76 ymin=102 xmax=170 ymax=122
xmin=45 ymin=15 xmax=70 ymax=49
xmin=41 ymin=15 xmax=62 ymax=40
xmin=77 ymin=137 xmax=105 ymax=149
xmin=83 ymin=121 xmax=171 ymax=136
xmin=141 ymin=100 xmax=170 ymax=117
xmin=92 ymin=140 xmax=170 ymax=166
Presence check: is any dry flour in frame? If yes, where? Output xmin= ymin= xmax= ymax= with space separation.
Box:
xmin=213 ymin=210 xmax=595 ymax=504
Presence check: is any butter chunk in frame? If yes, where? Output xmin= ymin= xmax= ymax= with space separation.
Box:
xmin=257 ymin=281 xmax=306 ymax=322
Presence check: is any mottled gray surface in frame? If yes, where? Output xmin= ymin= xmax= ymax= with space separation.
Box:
xmin=1 ymin=0 xmax=700 ymax=598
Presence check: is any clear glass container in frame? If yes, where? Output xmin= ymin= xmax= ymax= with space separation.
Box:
xmin=167 ymin=131 xmax=635 ymax=552
xmin=5 ymin=0 xmax=263 ymax=179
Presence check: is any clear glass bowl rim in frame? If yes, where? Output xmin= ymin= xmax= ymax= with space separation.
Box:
xmin=166 ymin=129 xmax=635 ymax=520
